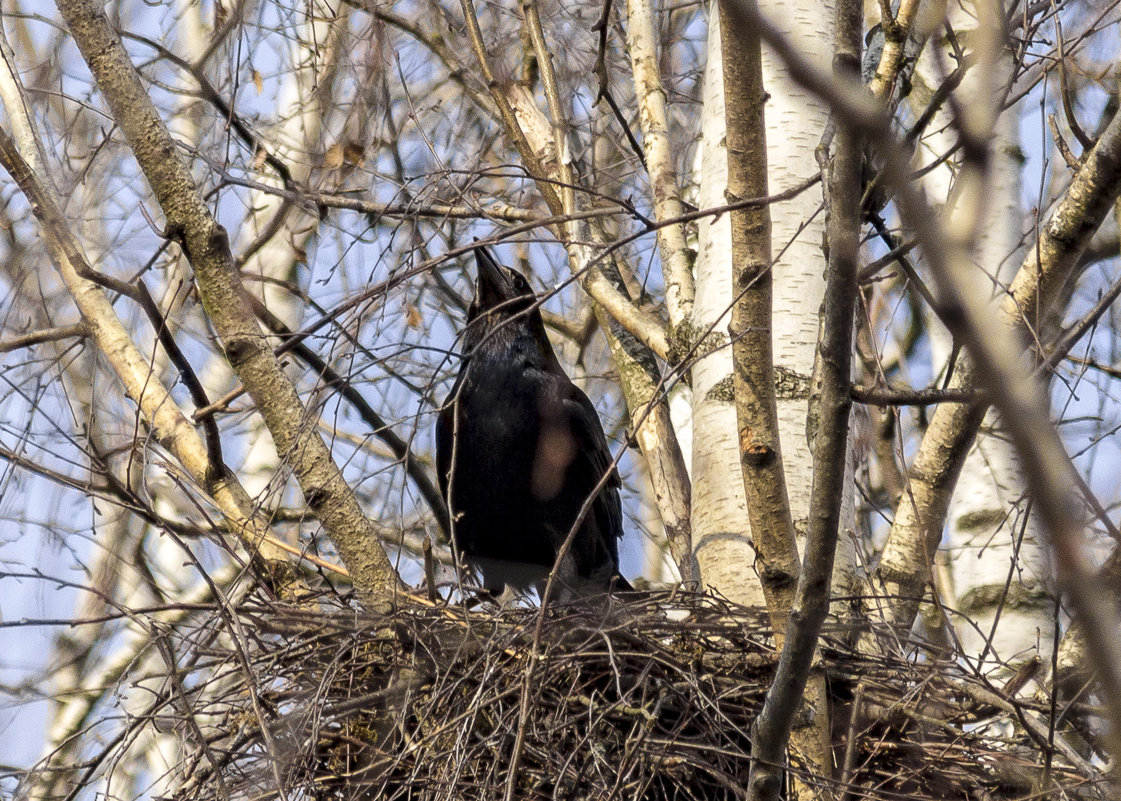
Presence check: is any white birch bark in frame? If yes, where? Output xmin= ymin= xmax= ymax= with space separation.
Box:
xmin=624 ymin=0 xmax=695 ymax=583
xmin=759 ymin=0 xmax=860 ymax=601
xmin=691 ymin=9 xmax=765 ymax=605
xmin=690 ymin=2 xmax=857 ymax=604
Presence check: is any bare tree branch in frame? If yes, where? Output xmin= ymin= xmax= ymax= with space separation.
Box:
xmin=0 ymin=125 xmax=302 ymax=592
xmin=624 ymin=0 xmax=695 ymax=331
xmin=0 ymin=323 xmax=87 ymax=352
xmin=52 ymin=0 xmax=400 ymax=608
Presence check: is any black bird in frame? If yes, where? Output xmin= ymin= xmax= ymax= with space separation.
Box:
xmin=435 ymin=247 xmax=628 ymax=599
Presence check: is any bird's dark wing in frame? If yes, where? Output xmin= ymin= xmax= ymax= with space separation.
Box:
xmin=562 ymin=383 xmax=624 ymax=566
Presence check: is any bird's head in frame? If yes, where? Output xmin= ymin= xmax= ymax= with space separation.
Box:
xmin=464 ymin=246 xmax=547 ymax=353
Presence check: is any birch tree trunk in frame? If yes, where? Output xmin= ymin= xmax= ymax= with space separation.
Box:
xmin=759 ymin=0 xmax=860 ymax=604
xmin=907 ymin=8 xmax=1053 ymax=671
xmin=691 ymin=0 xmax=858 ymax=607
xmin=691 ymin=4 xmax=853 ymax=785
xmin=691 ymin=8 xmax=765 ymax=605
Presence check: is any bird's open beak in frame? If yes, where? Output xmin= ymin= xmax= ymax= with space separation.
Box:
xmin=475 ymin=247 xmax=516 ymax=306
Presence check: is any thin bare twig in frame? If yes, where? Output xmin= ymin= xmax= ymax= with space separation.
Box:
xmin=850 ymin=384 xmax=976 ymax=406
xmin=0 ymin=322 xmax=87 ymax=352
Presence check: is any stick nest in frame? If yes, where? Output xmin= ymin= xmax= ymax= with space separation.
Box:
xmin=171 ymin=591 xmax=1099 ymax=801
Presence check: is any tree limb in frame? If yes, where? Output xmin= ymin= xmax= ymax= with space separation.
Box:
xmin=623 ymin=0 xmax=695 ymax=330
xmin=52 ymin=0 xmax=400 ymax=608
